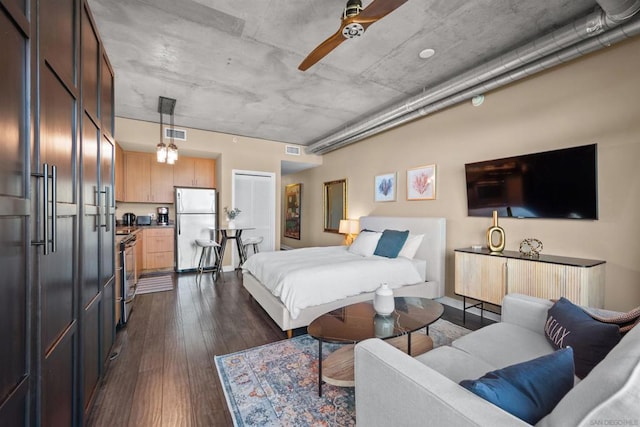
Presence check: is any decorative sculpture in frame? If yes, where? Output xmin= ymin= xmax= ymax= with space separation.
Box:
xmin=519 ymin=238 xmax=543 ymax=257
xmin=486 ymin=210 xmax=506 ymax=253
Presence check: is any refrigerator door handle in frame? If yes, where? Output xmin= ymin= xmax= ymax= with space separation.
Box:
xmin=178 ymin=214 xmax=181 ymax=235
xmin=177 ymin=191 xmax=183 ymax=213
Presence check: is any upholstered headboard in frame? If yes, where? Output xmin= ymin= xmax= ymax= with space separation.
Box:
xmin=359 ymin=216 xmax=446 ymax=298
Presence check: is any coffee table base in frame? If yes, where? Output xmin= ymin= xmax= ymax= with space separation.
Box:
xmin=321 ymin=334 xmax=434 ymax=388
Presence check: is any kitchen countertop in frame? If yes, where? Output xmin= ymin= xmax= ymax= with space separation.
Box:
xmin=116 ymin=223 xmax=175 ymax=236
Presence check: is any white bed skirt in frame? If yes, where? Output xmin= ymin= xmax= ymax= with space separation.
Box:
xmin=242 ymin=271 xmax=440 ymax=332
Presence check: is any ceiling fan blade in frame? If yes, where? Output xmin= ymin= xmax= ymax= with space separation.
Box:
xmin=355 ymin=0 xmax=408 ymax=22
xmin=298 ymin=29 xmax=347 ymax=71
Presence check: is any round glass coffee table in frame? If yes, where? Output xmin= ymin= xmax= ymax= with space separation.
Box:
xmin=307 ymin=296 xmax=444 ymax=396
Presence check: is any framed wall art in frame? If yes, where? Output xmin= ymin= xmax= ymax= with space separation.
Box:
xmin=407 ymin=164 xmax=436 ymax=200
xmin=284 ymin=183 xmax=302 ymax=239
xmin=374 ymin=172 xmax=397 ymax=202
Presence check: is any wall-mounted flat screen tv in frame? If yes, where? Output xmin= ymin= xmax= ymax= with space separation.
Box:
xmin=465 ymin=144 xmax=598 ymax=219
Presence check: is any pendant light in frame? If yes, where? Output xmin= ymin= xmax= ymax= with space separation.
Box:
xmin=156 ymin=96 xmax=178 ymax=163
xmin=156 ymin=106 xmax=167 ymax=162
xmin=166 ymin=101 xmax=178 ymax=164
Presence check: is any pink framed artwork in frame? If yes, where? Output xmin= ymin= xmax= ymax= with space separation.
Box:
xmin=407 ymin=164 xmax=436 ymax=200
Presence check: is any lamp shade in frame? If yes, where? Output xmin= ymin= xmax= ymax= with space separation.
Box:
xmin=339 ymin=219 xmax=359 ymax=234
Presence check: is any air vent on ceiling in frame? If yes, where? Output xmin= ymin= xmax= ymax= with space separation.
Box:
xmin=285 ymin=145 xmax=301 ymax=156
xmin=164 ymin=127 xmax=187 ymax=141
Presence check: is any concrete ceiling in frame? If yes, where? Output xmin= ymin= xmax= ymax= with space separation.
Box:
xmin=88 ymin=0 xmax=598 ymax=148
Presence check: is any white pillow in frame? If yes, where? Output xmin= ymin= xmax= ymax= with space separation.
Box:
xmin=348 ymin=231 xmax=382 ymax=256
xmin=398 ymin=234 xmax=424 ymax=259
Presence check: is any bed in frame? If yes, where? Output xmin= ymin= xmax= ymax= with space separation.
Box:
xmin=242 ymin=216 xmax=446 ymax=337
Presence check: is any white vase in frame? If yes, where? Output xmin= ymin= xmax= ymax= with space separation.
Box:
xmin=228 ymin=219 xmax=235 ymax=228
xmin=373 ymin=283 xmax=395 ymax=316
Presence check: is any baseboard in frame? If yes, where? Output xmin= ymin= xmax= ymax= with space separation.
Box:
xmin=222 ymin=265 xmax=235 ymax=272
xmin=436 ymin=296 xmax=502 ymax=322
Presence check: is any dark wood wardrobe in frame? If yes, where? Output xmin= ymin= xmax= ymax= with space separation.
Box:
xmin=0 ymin=0 xmax=116 ymax=425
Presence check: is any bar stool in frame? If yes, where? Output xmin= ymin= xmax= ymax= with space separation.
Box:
xmin=242 ymin=236 xmax=263 ymax=258
xmin=195 ymin=239 xmax=222 ymax=282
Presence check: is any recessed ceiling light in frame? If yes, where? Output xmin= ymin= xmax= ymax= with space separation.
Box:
xmin=419 ymin=48 xmax=435 ymax=59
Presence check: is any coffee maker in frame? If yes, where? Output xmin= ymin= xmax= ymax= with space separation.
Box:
xmin=156 ymin=207 xmax=169 ymax=225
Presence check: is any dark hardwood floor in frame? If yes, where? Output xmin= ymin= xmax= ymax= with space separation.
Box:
xmin=87 ymin=271 xmax=490 ymax=426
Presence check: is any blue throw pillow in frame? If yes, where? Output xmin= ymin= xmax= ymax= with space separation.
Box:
xmin=545 ymin=297 xmax=621 ymax=378
xmin=460 ymin=348 xmax=574 ymax=425
xmin=373 ymin=229 xmax=409 ymax=258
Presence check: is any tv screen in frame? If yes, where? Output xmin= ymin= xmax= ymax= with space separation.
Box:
xmin=465 ymin=144 xmax=598 ymax=219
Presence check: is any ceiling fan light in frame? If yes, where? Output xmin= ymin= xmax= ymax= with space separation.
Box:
xmin=343 ymin=0 xmax=363 ymax=18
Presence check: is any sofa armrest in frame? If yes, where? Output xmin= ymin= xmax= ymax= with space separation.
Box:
xmin=501 ymin=293 xmax=553 ymax=334
xmin=354 ymin=339 xmax=529 ymax=427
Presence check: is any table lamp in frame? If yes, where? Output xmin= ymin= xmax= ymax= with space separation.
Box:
xmin=339 ymin=219 xmax=359 ymax=245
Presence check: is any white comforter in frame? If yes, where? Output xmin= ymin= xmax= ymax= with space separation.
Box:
xmin=242 ymin=246 xmax=423 ymax=319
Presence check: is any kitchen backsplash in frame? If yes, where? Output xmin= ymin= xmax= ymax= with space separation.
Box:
xmin=115 ymin=202 xmax=175 ymax=222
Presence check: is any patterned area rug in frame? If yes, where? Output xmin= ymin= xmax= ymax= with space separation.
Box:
xmin=215 ymin=319 xmax=471 ymax=426
xmin=135 ymin=275 xmax=174 ymax=294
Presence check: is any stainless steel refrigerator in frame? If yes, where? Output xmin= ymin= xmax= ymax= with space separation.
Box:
xmin=175 ymin=187 xmax=217 ymax=272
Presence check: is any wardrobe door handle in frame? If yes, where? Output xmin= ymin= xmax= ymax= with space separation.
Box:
xmin=30 ymin=163 xmax=50 ymax=254
xmin=95 ymin=186 xmax=102 ymax=231
xmin=51 ymin=165 xmax=57 ymax=253
xmin=104 ymin=186 xmax=111 ymax=232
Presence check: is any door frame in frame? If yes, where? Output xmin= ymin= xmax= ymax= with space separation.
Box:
xmin=230 ymin=169 xmax=276 ymax=270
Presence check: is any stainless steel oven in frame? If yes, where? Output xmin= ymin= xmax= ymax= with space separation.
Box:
xmin=119 ymin=233 xmax=137 ymax=325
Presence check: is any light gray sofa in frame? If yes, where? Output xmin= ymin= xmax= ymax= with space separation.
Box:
xmin=355 ymin=293 xmax=640 ymax=426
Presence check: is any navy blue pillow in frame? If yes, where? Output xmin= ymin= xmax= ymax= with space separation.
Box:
xmin=460 ymin=348 xmax=575 ymax=425
xmin=373 ymin=229 xmax=409 ymax=258
xmin=545 ymin=297 xmax=621 ymax=378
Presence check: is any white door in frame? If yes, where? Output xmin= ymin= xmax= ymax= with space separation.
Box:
xmin=232 ymin=170 xmax=275 ymax=266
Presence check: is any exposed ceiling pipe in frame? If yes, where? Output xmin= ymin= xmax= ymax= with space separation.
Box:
xmin=307 ymin=1 xmax=640 ymax=154
xmin=316 ymin=18 xmax=640 ymax=154
xmin=597 ymin=0 xmax=640 ymax=21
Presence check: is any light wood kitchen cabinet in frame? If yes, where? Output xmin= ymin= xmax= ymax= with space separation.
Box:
xmin=149 ymin=160 xmax=174 ymax=202
xmin=124 ymin=151 xmax=151 ymax=202
xmin=174 ymin=156 xmax=216 ymax=188
xmin=124 ymin=151 xmax=174 ymax=203
xmin=115 ymin=142 xmax=125 ymax=201
xmin=123 ymin=151 xmax=214 ymax=202
xmin=142 ymin=227 xmax=175 ymax=271
xmin=455 ymin=248 xmax=605 ymax=308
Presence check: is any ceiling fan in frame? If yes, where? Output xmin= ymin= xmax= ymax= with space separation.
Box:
xmin=298 ymin=0 xmax=409 ymax=71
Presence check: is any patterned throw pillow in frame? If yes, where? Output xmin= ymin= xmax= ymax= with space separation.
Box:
xmin=545 ymin=297 xmax=621 ymax=378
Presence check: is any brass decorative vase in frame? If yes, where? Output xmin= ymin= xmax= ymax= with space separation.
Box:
xmin=486 ymin=210 xmax=505 ymax=253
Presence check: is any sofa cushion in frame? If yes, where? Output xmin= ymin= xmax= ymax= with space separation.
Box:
xmin=374 ymin=229 xmax=409 ymax=258
xmin=460 ymin=348 xmax=575 ymax=425
xmin=416 ymin=345 xmax=497 ymax=384
xmin=452 ymin=322 xmax=555 ymax=369
xmin=538 ymin=323 xmax=640 ymax=426
xmin=545 ymin=297 xmax=621 ymax=378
